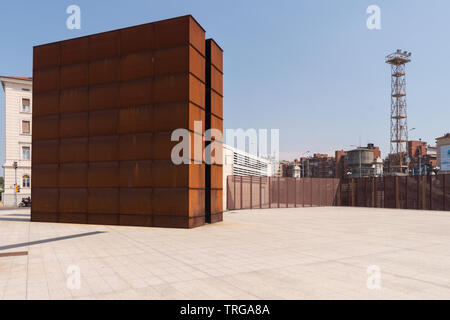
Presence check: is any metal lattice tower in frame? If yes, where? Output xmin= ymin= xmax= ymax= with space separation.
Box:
xmin=386 ymin=49 xmax=411 ymax=173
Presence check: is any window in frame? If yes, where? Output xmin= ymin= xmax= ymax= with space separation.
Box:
xmin=22 ymin=88 xmax=30 ymax=92
xmin=22 ymin=175 xmax=30 ymax=188
xmin=22 ymin=98 xmax=31 ymax=112
xmin=22 ymin=121 xmax=30 ymax=134
xmin=22 ymin=147 xmax=31 ymax=160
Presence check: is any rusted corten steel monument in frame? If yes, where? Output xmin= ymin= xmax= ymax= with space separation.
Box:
xmin=31 ymin=15 xmax=223 ymax=228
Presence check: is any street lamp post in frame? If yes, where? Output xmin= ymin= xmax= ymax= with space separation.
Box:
xmin=13 ymin=161 xmax=18 ymax=206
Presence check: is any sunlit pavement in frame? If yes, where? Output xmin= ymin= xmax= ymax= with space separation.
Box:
xmin=1 ymin=207 xmax=450 ymax=299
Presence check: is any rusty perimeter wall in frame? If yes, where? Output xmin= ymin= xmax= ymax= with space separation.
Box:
xmin=31 ymin=15 xmax=223 ymax=228
xmin=227 ymin=175 xmax=450 ymax=212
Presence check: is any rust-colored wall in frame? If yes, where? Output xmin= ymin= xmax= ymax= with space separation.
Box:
xmin=32 ymin=15 xmax=222 ymax=228
xmin=205 ymin=39 xmax=224 ymax=223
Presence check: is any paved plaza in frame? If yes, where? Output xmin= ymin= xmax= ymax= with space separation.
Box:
xmin=1 ymin=206 xmax=450 ymax=299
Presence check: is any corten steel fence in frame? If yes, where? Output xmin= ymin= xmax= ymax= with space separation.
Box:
xmin=227 ymin=176 xmax=340 ymax=210
xmin=227 ymin=175 xmax=450 ymax=211
xmin=339 ymin=175 xmax=450 ymax=211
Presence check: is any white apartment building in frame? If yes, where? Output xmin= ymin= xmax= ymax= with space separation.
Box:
xmin=1 ymin=76 xmax=32 ymax=206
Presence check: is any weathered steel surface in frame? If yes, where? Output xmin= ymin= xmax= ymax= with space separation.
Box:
xmin=32 ymin=15 xmax=223 ymax=228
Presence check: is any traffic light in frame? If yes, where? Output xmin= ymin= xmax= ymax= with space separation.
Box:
xmin=15 ymin=184 xmax=20 ymax=193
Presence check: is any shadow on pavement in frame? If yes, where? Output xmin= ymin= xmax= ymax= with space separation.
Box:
xmin=0 ymin=231 xmax=106 ymax=251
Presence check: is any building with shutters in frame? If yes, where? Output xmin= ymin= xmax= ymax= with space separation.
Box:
xmin=0 ymin=76 xmax=33 ymax=206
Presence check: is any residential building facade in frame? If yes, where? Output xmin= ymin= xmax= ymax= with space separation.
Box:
xmin=1 ymin=76 xmax=33 ymax=206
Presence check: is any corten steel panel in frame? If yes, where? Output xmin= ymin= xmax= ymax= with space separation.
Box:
xmin=190 ymin=46 xmax=206 ymax=82
xmin=120 ymin=188 xmax=152 ymax=215
xmin=31 ymin=212 xmax=59 ymax=223
xmin=406 ymin=176 xmax=419 ymax=209
xmin=33 ymin=92 xmax=59 ymax=116
xmin=211 ymin=91 xmax=223 ymax=119
xmin=269 ymin=178 xmax=278 ymax=207
xmin=89 ymin=31 xmax=120 ymax=61
xmin=303 ymin=178 xmax=312 ymax=207
xmin=33 ymin=115 xmax=59 ymax=140
xmin=32 ymin=164 xmax=58 ymax=188
xmin=33 ymin=68 xmax=59 ymax=94
xmin=59 ymin=163 xmax=88 ymax=188
xmin=31 ymin=188 xmax=59 ymax=213
xmin=227 ymin=176 xmax=235 ymax=210
xmin=88 ymin=214 xmax=120 ymax=226
xmin=153 ymin=74 xmax=188 ymax=104
xmin=89 ymin=58 xmax=121 ymax=85
xmin=287 ymin=178 xmax=296 ymax=207
xmin=89 ymin=83 xmax=120 ymax=110
xmin=425 ymin=176 xmax=432 ymax=210
xmin=398 ymin=177 xmax=407 ymax=209
xmin=296 ymin=179 xmax=303 ymax=207
xmin=152 ymin=103 xmax=205 ymax=134
xmin=311 ymin=179 xmax=321 ymax=207
xmin=280 ymin=178 xmax=288 ymax=207
xmin=33 ymin=43 xmax=60 ymax=69
xmin=121 ymin=52 xmax=153 ymax=82
xmin=120 ymin=79 xmax=153 ymax=108
xmin=241 ymin=177 xmax=251 ymax=209
xmin=189 ymin=74 xmax=206 ymax=107
xmin=60 ymin=64 xmax=89 ymax=89
xmin=119 ymin=215 xmax=152 ymax=227
xmin=89 ymin=136 xmax=119 ymax=162
xmin=251 ymin=177 xmax=260 ymax=208
xmin=152 ymin=188 xmax=205 ymax=216
xmin=210 ymin=67 xmax=223 ymax=96
xmin=154 ymin=16 xmax=205 ymax=55
xmin=89 ymin=109 xmax=119 ymax=136
xmin=234 ymin=177 xmax=242 ymax=209
xmin=119 ymin=133 xmax=152 ymax=161
xmin=59 ymin=188 xmax=87 ymax=213
xmin=154 ymin=46 xmax=189 ymax=77
xmin=152 ymin=161 xmax=205 ymax=188
xmin=59 ymin=138 xmax=88 ymax=163
xmin=88 ymin=188 xmax=119 ymax=214
xmin=365 ymin=178 xmax=374 ymax=208
xmin=376 ymin=177 xmax=384 ymax=208
xmin=355 ymin=179 xmax=364 ymax=207
xmin=60 ymin=113 xmax=88 ymax=138
xmin=118 ymin=105 xmax=153 ymax=134
xmin=60 ymin=87 xmax=89 ymax=114
xmin=33 ymin=140 xmax=59 ymax=164
xmin=261 ymin=177 xmax=270 ymax=208
xmin=151 ymin=131 xmax=204 ymax=162
xmin=211 ymin=189 xmax=223 ymax=214
xmin=211 ymin=114 xmax=223 ymax=133
xmin=431 ymin=176 xmax=445 ymax=211
xmin=153 ymin=215 xmax=205 ymax=229
xmin=120 ymin=24 xmax=153 ymax=56
xmin=88 ymin=162 xmax=119 ymax=187
xmin=211 ymin=165 xmax=223 ymax=190
xmin=61 ymin=37 xmax=89 ymax=65
xmin=119 ymin=160 xmax=152 ymax=188
xmin=59 ymin=213 xmax=87 ymax=224
xmin=384 ymin=176 xmax=396 ymax=208
xmin=207 ymin=39 xmax=223 ymax=73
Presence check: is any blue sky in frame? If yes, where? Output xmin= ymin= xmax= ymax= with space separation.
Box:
xmin=0 ymin=0 xmax=449 ymax=167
